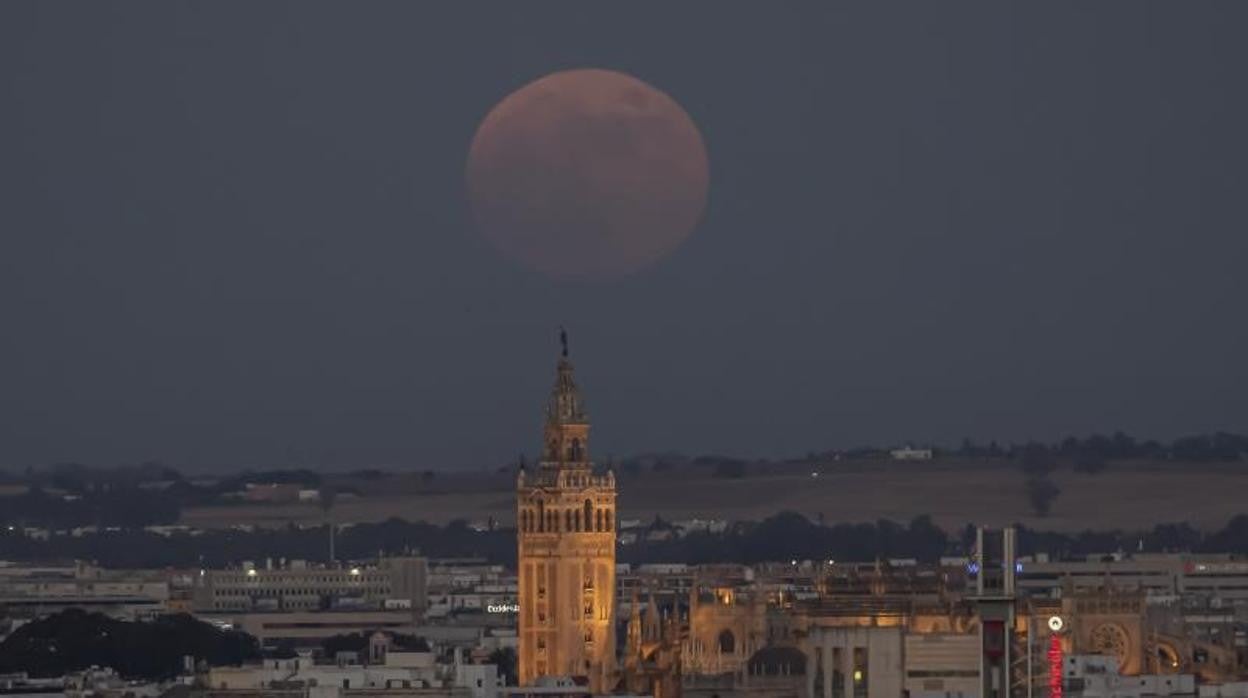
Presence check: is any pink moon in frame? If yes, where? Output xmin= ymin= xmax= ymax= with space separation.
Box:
xmin=466 ymin=69 xmax=709 ymax=281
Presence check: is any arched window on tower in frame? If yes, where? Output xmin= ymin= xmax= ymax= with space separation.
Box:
xmin=718 ymin=629 xmax=736 ymax=654
xmin=537 ymin=500 xmax=545 ymax=533
xmin=574 ymin=509 xmax=581 ymax=531
xmin=595 ymin=509 xmax=603 ymax=531
xmin=565 ymin=510 xmax=572 ymax=531
xmin=584 ymin=500 xmax=593 ymax=530
xmin=605 ymin=508 xmax=613 ymax=530
xmin=570 ymin=438 xmax=583 ymax=462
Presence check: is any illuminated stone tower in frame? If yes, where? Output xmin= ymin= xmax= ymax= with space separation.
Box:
xmin=517 ymin=334 xmax=617 ymax=691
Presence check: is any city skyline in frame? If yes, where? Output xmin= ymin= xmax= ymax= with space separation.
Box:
xmin=5 ymin=3 xmax=1248 ymax=696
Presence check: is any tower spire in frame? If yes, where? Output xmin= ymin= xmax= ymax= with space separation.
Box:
xmin=540 ymin=332 xmax=591 ymax=469
xmin=547 ymin=346 xmax=586 ymax=426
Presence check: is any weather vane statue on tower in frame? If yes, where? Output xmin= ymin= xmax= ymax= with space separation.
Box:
xmin=559 ymin=326 xmax=569 ymax=358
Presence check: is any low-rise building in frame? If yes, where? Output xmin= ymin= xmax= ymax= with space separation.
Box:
xmin=890 ymin=447 xmax=933 ymax=461
xmin=221 ymin=610 xmax=420 ymax=647
xmin=193 ymin=557 xmax=427 ymax=616
xmin=0 ymin=561 xmax=169 ymax=622
xmin=203 ymin=646 xmax=497 ymax=698
xmin=1064 ymin=654 xmax=1196 ymax=698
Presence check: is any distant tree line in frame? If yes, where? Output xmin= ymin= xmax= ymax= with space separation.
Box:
xmin=2 ymin=431 xmax=1245 ymax=537
xmin=1 ymin=461 xmax=184 ymax=491
xmin=956 ymin=431 xmax=1248 ymax=467
xmin=0 ymin=609 xmax=258 ymax=679
xmin=614 ymin=431 xmax=1248 ymax=479
xmin=0 ymin=468 xmax=331 ymax=530
xmin=627 ymin=513 xmax=1248 ymax=564
xmin=0 ymin=487 xmax=182 ymax=529
xmin=8 ymin=513 xmax=1248 ymax=570
xmin=959 ymin=432 xmax=1248 ymax=518
xmin=0 ymin=517 xmax=513 ymax=569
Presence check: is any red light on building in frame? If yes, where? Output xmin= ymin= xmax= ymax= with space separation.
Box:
xmin=1048 ymin=634 xmax=1063 ymax=698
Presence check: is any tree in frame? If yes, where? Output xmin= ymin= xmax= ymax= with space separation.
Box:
xmin=958 ymin=438 xmax=979 ymax=458
xmin=1111 ymin=431 xmax=1138 ymax=459
xmin=0 ymin=610 xmax=257 ymax=679
xmin=322 ymin=632 xmax=369 ymax=657
xmin=1025 ymin=476 xmax=1061 ymax=517
xmin=319 ymin=486 xmax=338 ymax=563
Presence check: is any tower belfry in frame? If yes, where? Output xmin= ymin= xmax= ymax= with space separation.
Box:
xmin=517 ymin=333 xmax=617 ymax=691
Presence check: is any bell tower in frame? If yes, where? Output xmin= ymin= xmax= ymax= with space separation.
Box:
xmin=517 ymin=332 xmax=617 ymax=692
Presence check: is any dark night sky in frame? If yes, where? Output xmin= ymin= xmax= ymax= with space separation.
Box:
xmin=1 ymin=2 xmax=1246 ymax=471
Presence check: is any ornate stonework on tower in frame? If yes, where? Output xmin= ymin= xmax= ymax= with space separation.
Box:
xmin=517 ymin=336 xmax=617 ymax=691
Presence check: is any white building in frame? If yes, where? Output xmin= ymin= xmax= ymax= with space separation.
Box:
xmin=1064 ymin=654 xmax=1195 ymax=698
xmin=206 ymin=650 xmax=497 ymax=698
xmin=193 ymin=556 xmax=427 ymax=615
xmin=1017 ymin=554 xmax=1248 ymax=607
xmin=805 ymin=625 xmax=904 ymax=698
xmin=1199 ymin=683 xmax=1248 ymax=698
xmin=890 ymin=447 xmax=933 ymax=461
xmin=903 ymin=633 xmax=980 ymax=698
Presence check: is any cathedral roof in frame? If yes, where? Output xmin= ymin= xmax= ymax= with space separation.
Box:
xmin=748 ymin=646 xmax=807 ymax=676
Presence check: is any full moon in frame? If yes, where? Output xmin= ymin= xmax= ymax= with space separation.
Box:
xmin=466 ymin=69 xmax=709 ymax=281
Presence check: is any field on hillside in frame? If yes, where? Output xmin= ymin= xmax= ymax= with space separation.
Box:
xmin=179 ymin=460 xmax=1248 ymax=533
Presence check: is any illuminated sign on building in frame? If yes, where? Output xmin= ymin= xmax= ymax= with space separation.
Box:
xmin=1048 ymin=633 xmax=1063 ymax=698
xmin=488 ymin=603 xmax=520 ymax=613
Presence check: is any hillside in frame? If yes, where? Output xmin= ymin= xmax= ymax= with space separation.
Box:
xmin=178 ymin=459 xmax=1248 ymax=533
